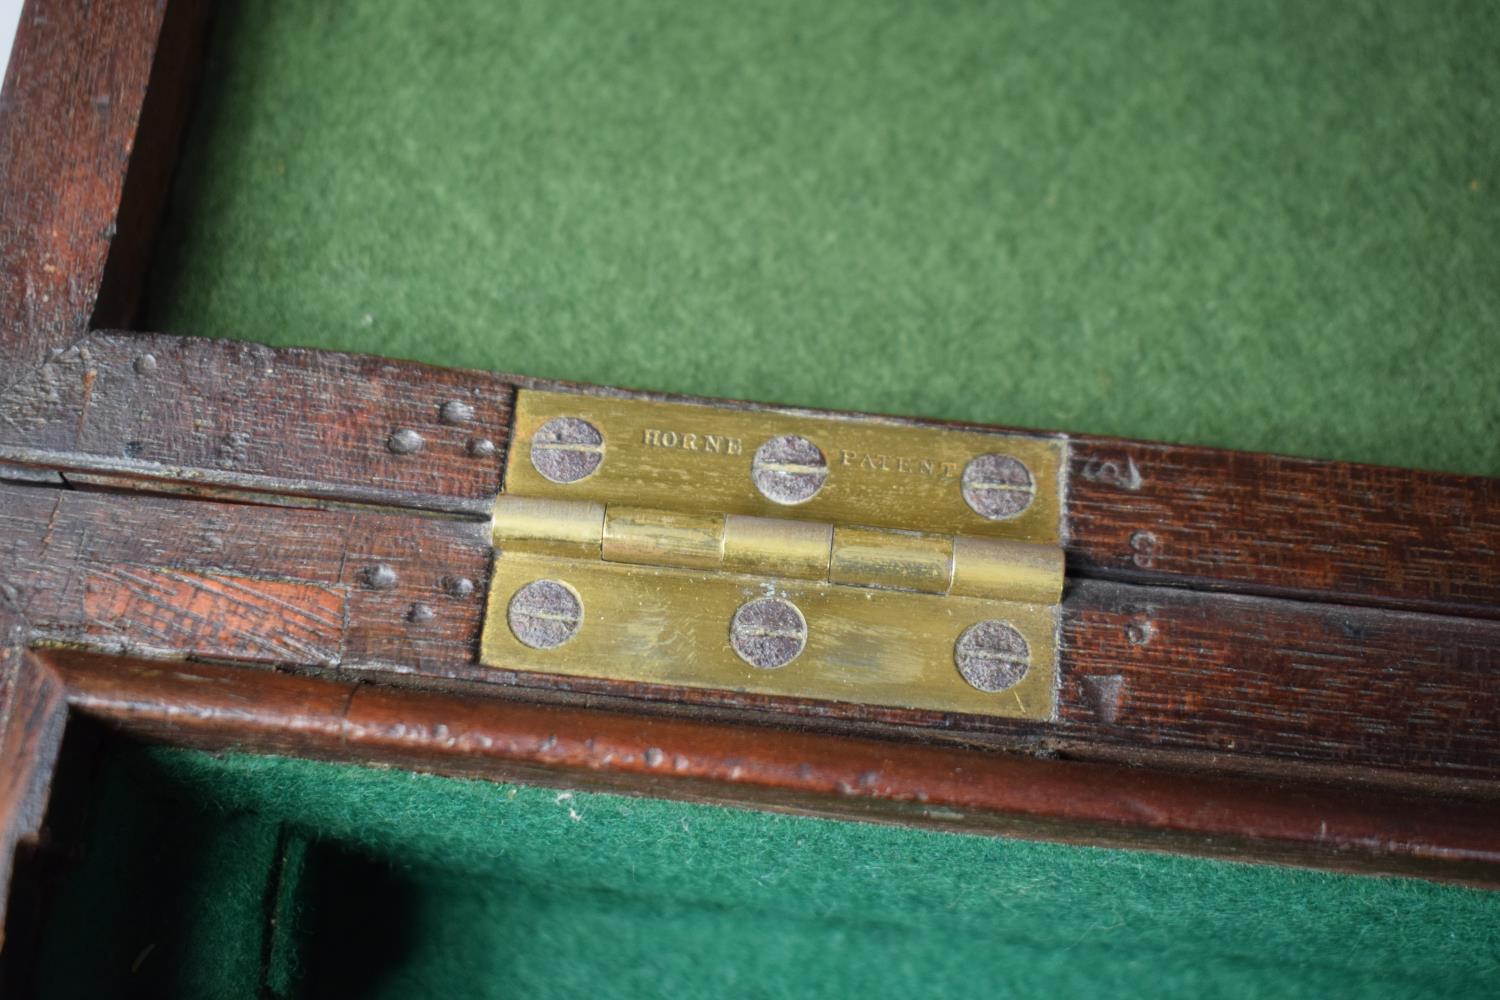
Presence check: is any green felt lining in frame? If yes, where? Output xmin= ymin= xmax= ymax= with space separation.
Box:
xmin=31 ymin=744 xmax=1500 ymax=999
xmin=148 ymin=0 xmax=1500 ymax=475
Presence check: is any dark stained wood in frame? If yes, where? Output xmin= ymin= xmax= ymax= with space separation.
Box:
xmin=1057 ymin=580 xmax=1500 ymax=785
xmin=0 ymin=0 xmax=1494 ymax=902
xmin=1068 ymin=434 xmax=1500 ymax=618
xmin=1 ymin=482 xmax=491 ymax=672
xmin=92 ymin=0 xmax=212 ymax=329
xmin=0 ymin=0 xmax=170 ymax=382
xmin=5 ymin=331 xmax=1496 ymax=614
xmin=48 ymin=651 xmax=1500 ymax=887
xmin=5 ymin=481 xmax=1496 ymax=792
xmin=0 ymin=331 xmax=511 ymax=513
xmin=0 ymin=619 xmax=67 ymax=949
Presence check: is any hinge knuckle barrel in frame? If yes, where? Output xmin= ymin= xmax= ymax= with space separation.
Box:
xmin=603 ymin=506 xmax=723 ymax=569
xmin=491 ymin=495 xmax=603 ymax=556
xmin=829 ymin=526 xmax=953 ymax=595
xmin=493 ymin=495 xmax=1062 ymax=604
xmin=950 ymin=535 xmax=1064 ymax=604
xmin=722 ymin=515 xmax=832 ymax=580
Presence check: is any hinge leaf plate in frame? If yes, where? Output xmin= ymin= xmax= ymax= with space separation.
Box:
xmin=484 ymin=551 xmax=1058 ymax=719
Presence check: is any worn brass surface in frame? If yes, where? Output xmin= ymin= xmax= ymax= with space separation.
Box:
xmin=829 ymin=526 xmax=953 ymax=594
xmin=951 ymin=536 xmax=1065 ymax=605
xmin=482 ymin=550 xmax=1058 ymax=719
xmin=603 ymin=506 xmax=723 ymax=570
xmin=490 ymin=495 xmax=603 ymax=557
xmin=486 ymin=390 xmax=1065 ymax=718
xmin=721 ymin=515 xmax=832 ymax=581
xmin=504 ymin=390 xmax=1065 ymax=543
xmin=493 ymin=495 xmax=1063 ymax=602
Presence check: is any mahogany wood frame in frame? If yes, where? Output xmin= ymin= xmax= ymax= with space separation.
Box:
xmin=2 ymin=0 xmax=1498 ymax=951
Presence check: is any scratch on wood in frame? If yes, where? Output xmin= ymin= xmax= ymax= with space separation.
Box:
xmin=76 ymin=365 xmax=96 ymax=438
xmin=81 ymin=566 xmax=345 ymax=666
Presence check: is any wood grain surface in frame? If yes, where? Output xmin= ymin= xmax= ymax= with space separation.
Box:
xmin=0 ymin=618 xmax=66 ymax=949
xmin=1 ymin=482 xmax=491 ymax=673
xmin=0 ymin=0 xmax=169 ymax=387
xmin=1068 ymin=434 xmax=1500 ymax=618
xmin=0 ymin=332 xmax=512 ymax=513
xmin=4 ymin=331 xmax=1496 ymax=616
xmin=49 ymin=650 xmax=1500 ymax=887
xmin=5 ymin=481 xmax=1496 ymax=792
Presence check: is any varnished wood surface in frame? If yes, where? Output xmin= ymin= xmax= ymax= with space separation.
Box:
xmin=0 ymin=0 xmax=169 ymax=388
xmin=48 ymin=651 xmax=1500 ymax=887
xmin=5 ymin=482 xmax=1496 ymax=791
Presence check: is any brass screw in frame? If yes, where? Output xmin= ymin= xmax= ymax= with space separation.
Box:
xmin=729 ymin=597 xmax=807 ymax=669
xmin=530 ymin=417 xmax=604 ymax=484
xmin=508 ymin=579 xmax=583 ymax=649
xmin=960 ymin=454 xmax=1035 ymax=520
xmin=751 ymin=435 xmax=828 ymax=505
xmin=954 ymin=619 xmax=1030 ymax=691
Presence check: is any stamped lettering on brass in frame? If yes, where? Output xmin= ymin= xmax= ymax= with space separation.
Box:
xmin=838 ymin=449 xmax=960 ymax=480
xmin=642 ymin=427 xmax=744 ymax=456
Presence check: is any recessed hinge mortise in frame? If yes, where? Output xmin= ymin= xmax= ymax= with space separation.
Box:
xmin=480 ymin=389 xmax=1068 ymax=721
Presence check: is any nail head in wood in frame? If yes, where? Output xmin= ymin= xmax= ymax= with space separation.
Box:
xmin=362 ymin=564 xmax=400 ymax=590
xmin=387 ymin=429 xmax=425 ymax=455
xmin=440 ymin=400 xmax=476 ymax=424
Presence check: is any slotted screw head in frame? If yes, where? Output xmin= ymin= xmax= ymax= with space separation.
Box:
xmin=530 ymin=417 xmax=604 ymax=484
xmin=730 ymin=597 xmax=807 ymax=669
xmin=507 ymin=579 xmax=582 ymax=649
xmin=961 ymin=453 xmax=1035 ymax=520
xmin=751 ymin=435 xmax=828 ymax=505
xmin=954 ymin=619 xmax=1030 ymax=692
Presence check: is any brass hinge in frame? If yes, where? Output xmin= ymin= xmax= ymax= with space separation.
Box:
xmin=481 ymin=389 xmax=1067 ymax=719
